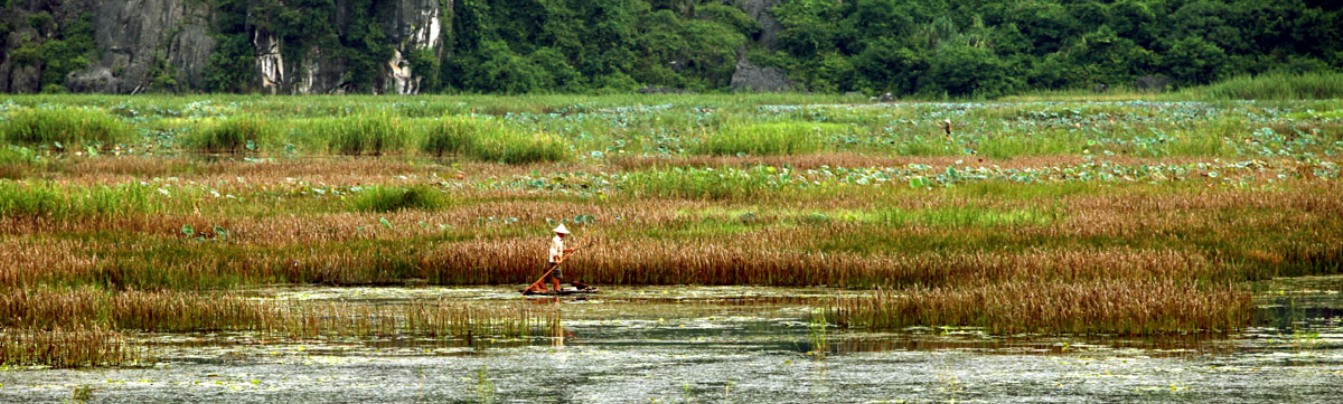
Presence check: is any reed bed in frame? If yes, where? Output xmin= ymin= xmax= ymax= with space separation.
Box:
xmin=0 ymin=107 xmax=132 ymax=149
xmin=153 ymin=241 xmax=1231 ymax=289
xmin=1190 ymin=72 xmax=1343 ymax=100
xmin=0 ymin=287 xmax=263 ymax=331
xmin=0 ymin=180 xmax=1335 ymax=290
xmin=421 ymin=115 xmax=484 ymax=157
xmin=0 ymin=288 xmax=558 ymax=338
xmin=420 ymin=116 xmax=572 ymax=164
xmin=0 ymin=326 xmax=140 ymax=368
xmin=831 ymin=280 xmax=1253 ymax=336
xmin=0 ymin=288 xmax=557 ymax=367
xmin=185 ymin=116 xmax=278 ymax=155
xmin=270 ymin=300 xmax=558 ymax=340
xmin=0 ymin=181 xmax=157 ymax=219
xmin=316 ymin=113 xmax=411 ymax=156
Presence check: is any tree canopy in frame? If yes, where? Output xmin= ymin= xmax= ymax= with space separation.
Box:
xmin=6 ymin=0 xmax=1341 ymax=95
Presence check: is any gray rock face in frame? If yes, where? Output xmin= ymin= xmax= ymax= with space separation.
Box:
xmin=0 ymin=1 xmax=95 ymax=93
xmin=6 ymin=0 xmax=445 ymax=94
xmin=734 ymin=0 xmax=783 ymax=49
xmin=729 ymin=0 xmax=791 ymax=93
xmin=730 ymin=56 xmax=791 ymax=93
xmin=72 ymin=0 xmax=215 ymax=93
xmin=259 ymin=0 xmax=446 ymax=94
xmin=66 ymin=67 xmax=120 ymax=93
xmin=382 ymin=0 xmax=445 ymax=95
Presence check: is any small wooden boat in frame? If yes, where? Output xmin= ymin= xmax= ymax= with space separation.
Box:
xmin=520 ymin=287 xmax=601 ymax=296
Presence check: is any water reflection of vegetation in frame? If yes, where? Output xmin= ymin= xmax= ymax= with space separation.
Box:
xmin=831 ymin=280 xmax=1252 ymax=336
xmin=0 ymin=288 xmax=559 ymax=367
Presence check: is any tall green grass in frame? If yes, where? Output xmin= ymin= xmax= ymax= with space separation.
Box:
xmin=350 ymin=185 xmax=444 ymax=212
xmin=421 ymin=116 xmax=485 ymax=157
xmin=323 ymin=113 xmax=410 ymax=156
xmin=469 ymin=128 xmax=570 ymax=164
xmin=0 ymin=146 xmax=39 ymax=179
xmin=185 ymin=116 xmax=277 ymax=154
xmin=1191 ymin=71 xmax=1343 ymax=100
xmin=421 ymin=115 xmax=570 ymax=164
xmin=0 ymin=108 xmax=132 ymax=148
xmin=0 ymin=182 xmax=156 ymax=219
xmin=693 ymin=122 xmax=832 ymax=156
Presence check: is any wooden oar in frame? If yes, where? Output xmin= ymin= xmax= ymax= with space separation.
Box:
xmin=523 ymin=243 xmax=582 ymax=294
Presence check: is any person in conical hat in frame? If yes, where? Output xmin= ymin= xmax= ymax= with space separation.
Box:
xmin=538 ymin=223 xmax=574 ymax=292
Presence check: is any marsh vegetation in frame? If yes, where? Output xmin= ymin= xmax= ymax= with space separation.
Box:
xmin=0 ymin=91 xmax=1339 ymax=385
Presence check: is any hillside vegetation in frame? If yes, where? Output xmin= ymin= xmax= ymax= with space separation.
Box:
xmin=1 ymin=0 xmax=1340 ymax=96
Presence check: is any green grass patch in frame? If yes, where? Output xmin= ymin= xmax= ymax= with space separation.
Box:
xmin=1190 ymin=71 xmax=1343 ymax=100
xmin=877 ymin=206 xmax=1058 ymax=228
xmin=0 ymin=146 xmax=40 ymax=179
xmin=322 ymin=113 xmax=410 ymax=156
xmin=693 ymin=122 xmax=834 ymax=156
xmin=421 ymin=116 xmax=485 ymax=157
xmin=0 ymin=181 xmax=156 ymax=219
xmin=421 ymin=116 xmax=570 ymax=164
xmin=468 ymin=129 xmax=570 ymax=165
xmin=623 ymin=166 xmax=794 ymax=200
xmin=0 ymin=108 xmax=132 ymax=149
xmin=977 ymin=128 xmax=1088 ymax=159
xmin=349 ymin=185 xmax=444 ymax=212
xmin=185 ymin=116 xmax=278 ymax=154
xmin=946 ymin=180 xmax=1113 ymax=200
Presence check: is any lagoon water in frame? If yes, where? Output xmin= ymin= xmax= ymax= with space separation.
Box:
xmin=2 ymin=281 xmax=1340 ymax=403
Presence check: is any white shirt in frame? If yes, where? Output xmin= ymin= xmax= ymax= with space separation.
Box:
xmin=549 ymin=235 xmax=564 ymax=262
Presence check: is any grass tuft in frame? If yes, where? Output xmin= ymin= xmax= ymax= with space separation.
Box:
xmin=350 ymin=185 xmax=444 ymax=212
xmin=0 ymin=108 xmax=132 ymax=149
xmin=325 ymin=113 xmax=409 ymax=156
xmin=0 ymin=181 xmax=155 ymax=219
xmin=421 ymin=116 xmax=486 ymax=157
xmin=1191 ymin=71 xmax=1343 ymax=100
xmin=186 ymin=117 xmax=277 ymax=154
xmin=468 ymin=127 xmax=570 ymax=165
xmin=693 ymin=122 xmax=831 ymax=156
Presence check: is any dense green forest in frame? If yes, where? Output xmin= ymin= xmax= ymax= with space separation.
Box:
xmin=274 ymin=0 xmax=1343 ymax=96
xmin=762 ymin=0 xmax=1343 ymax=96
xmin=6 ymin=0 xmax=1343 ymax=96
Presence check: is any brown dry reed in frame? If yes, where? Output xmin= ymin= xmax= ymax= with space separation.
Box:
xmin=831 ymin=279 xmax=1253 ymax=336
xmin=0 ymin=326 xmax=140 ymax=368
xmin=0 ymin=288 xmax=556 ymax=337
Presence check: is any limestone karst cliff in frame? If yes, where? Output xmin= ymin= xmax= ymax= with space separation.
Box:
xmin=0 ymin=0 xmax=782 ymax=94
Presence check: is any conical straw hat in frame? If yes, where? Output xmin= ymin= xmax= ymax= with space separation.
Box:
xmin=553 ymin=223 xmax=570 ymax=234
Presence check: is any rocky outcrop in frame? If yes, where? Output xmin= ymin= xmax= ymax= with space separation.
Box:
xmin=0 ymin=21 xmax=42 ymax=92
xmin=4 ymin=0 xmax=783 ymax=94
xmin=254 ymin=30 xmax=284 ymax=94
xmin=730 ymin=56 xmax=792 ymax=92
xmin=259 ymin=0 xmax=446 ymax=94
xmin=734 ymin=0 xmax=783 ymax=49
xmin=384 ymin=0 xmax=445 ymax=93
xmin=70 ymin=0 xmax=215 ymax=93
xmin=729 ymin=0 xmax=791 ymax=92
xmin=384 ymin=0 xmax=444 ymax=94
xmin=0 ymin=0 xmax=99 ymax=93
xmin=20 ymin=0 xmax=445 ymax=94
